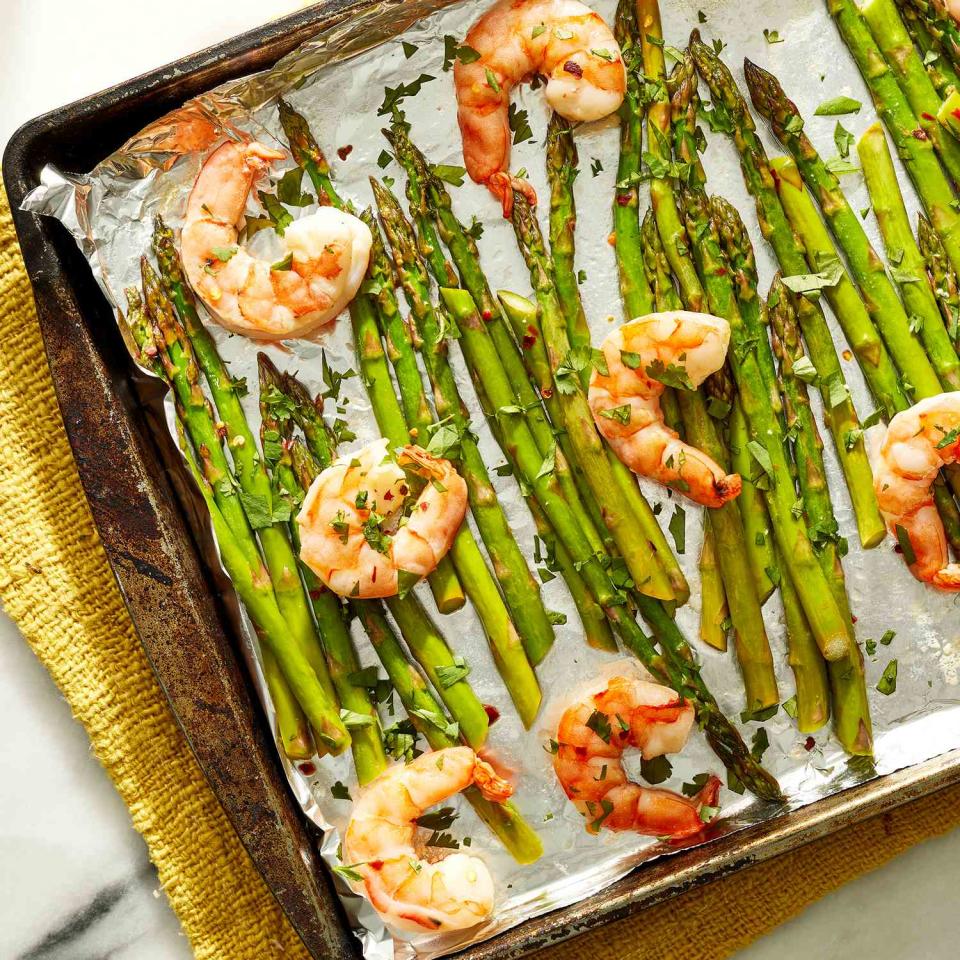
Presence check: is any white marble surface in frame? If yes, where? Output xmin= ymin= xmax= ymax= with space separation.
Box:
xmin=1 ymin=2 xmax=959 ymax=958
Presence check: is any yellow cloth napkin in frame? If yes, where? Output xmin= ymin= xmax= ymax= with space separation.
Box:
xmin=1 ymin=184 xmax=958 ymax=960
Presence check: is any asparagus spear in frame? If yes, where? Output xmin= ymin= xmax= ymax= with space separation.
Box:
xmin=745 ymin=58 xmax=946 ymax=402
xmin=172 ymin=401 xmax=347 ymax=752
xmin=613 ymin=0 xmax=655 ymax=321
xmin=677 ymin=186 xmax=853 ymax=663
xmin=388 ymin=124 xmax=627 ymax=573
xmin=825 ymin=0 xmax=960 ymax=280
xmin=768 ymin=156 xmax=908 ymax=419
xmin=540 ymin=114 xmax=690 ymax=604
xmin=638 ymin=192 xmax=779 ymax=713
xmin=780 ymin=569 xmax=831 ymax=734
xmin=146 ymin=239 xmax=349 ymax=753
xmin=691 ymin=33 xmax=898 ymax=525
xmin=371 ymin=181 xmax=551 ymax=690
xmin=127 ymin=287 xmax=314 ymax=760
xmin=896 ymin=0 xmax=960 ymax=97
xmin=503 ymin=194 xmax=782 ymax=801
xmin=857 ymin=123 xmax=960 ymax=388
xmin=698 ymin=526 xmax=729 ymax=652
xmin=277 ymin=101 xmax=465 ymax=615
xmin=278 ymin=370 xmax=493 ymax=749
xmin=152 ymin=220 xmax=350 ymax=753
xmin=900 ymin=0 xmax=960 ymax=67
xmin=918 ymin=213 xmax=960 ymax=348
xmin=258 ymin=357 xmax=386 ymax=783
xmin=728 ymin=397 xmax=778 ymax=603
xmin=352 ymin=603 xmax=542 ymax=864
xmin=546 ymin=114 xmax=591 ymax=353
xmin=863 ymin=0 xmax=960 ymax=183
xmin=768 ymin=278 xmax=873 ymax=755
xmin=385 ymin=128 xmax=615 ymax=650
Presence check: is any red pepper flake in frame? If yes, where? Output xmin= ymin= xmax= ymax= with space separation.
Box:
xmin=372 ymin=567 xmax=377 ymax=582
xmin=563 ymin=60 xmax=583 ymax=78
xmin=894 ymin=542 xmax=903 ymax=554
xmin=484 ymin=704 xmax=501 ymax=725
xmin=616 ymin=192 xmax=632 ymax=206
xmin=953 ymin=108 xmax=960 ymax=122
xmin=309 ymin=589 xmax=324 ymax=601
xmin=384 ymin=490 xmax=394 ymax=501
xmin=522 ymin=325 xmax=538 ymax=350
xmin=399 ymin=484 xmax=409 ymax=495
xmin=369 ymin=859 xmax=384 ymax=871
xmin=715 ymin=266 xmax=728 ymax=277
xmin=851 ymin=614 xmax=858 ymax=624
xmin=298 ymin=761 xmax=317 ymax=776
xmin=913 ymin=127 xmax=929 ymax=141
xmin=542 ymin=386 xmax=553 ymax=399
xmin=337 ymin=145 xmax=354 ymax=160
xmin=922 ymin=112 xmax=937 ymax=123
xmin=803 ymin=736 xmax=816 ymax=751
xmin=481 ymin=309 xmax=493 ymax=321
xmin=420 ymin=501 xmax=429 ymax=510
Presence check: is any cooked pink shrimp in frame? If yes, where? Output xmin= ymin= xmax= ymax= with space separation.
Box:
xmin=180 ymin=139 xmax=372 ymax=340
xmin=873 ymin=393 xmax=960 ymax=589
xmin=553 ymin=675 xmax=721 ymax=838
xmin=297 ymin=438 xmax=467 ymax=598
xmin=342 ymin=747 xmax=512 ymax=932
xmin=454 ymin=0 xmax=626 ymax=212
xmin=589 ymin=311 xmax=741 ymax=506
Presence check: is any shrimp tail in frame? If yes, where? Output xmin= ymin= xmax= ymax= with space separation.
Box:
xmin=932 ymin=565 xmax=960 ymax=590
xmin=473 ymin=757 xmax=514 ymax=803
xmin=489 ymin=171 xmax=538 ymax=218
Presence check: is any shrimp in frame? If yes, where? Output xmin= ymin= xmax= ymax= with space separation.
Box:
xmin=180 ymin=139 xmax=372 ymax=340
xmin=454 ymin=0 xmax=626 ymax=213
xmin=553 ymin=675 xmax=721 ymax=838
xmin=297 ymin=438 xmax=468 ymax=599
xmin=873 ymin=393 xmax=960 ymax=589
xmin=342 ymin=746 xmax=512 ymax=932
xmin=588 ymin=311 xmax=742 ymax=507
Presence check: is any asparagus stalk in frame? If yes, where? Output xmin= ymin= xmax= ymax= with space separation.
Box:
xmin=258 ymin=357 xmax=386 ymax=782
xmin=728 ymin=398 xmax=778 ymax=603
xmin=768 ymin=279 xmax=873 ymax=755
xmin=540 ymin=115 xmax=690 ymax=604
xmin=857 ymin=123 xmax=960 ymax=388
xmin=352 ymin=603 xmax=542 ymax=864
xmin=771 ymin=156 xmax=960 ymax=521
xmin=863 ymin=0 xmax=960 ymax=183
xmin=745 ymin=56 xmax=944 ymax=401
xmin=678 ymin=186 xmax=854 ymax=663
xmin=691 ymin=34 xmax=900 ymax=508
xmin=824 ymin=0 xmax=960 ymax=281
xmin=719 ymin=194 xmax=887 ymax=549
xmin=900 ymin=0 xmax=960 ymax=67
xmin=152 ymin=220 xmax=350 ymax=753
xmin=638 ymin=195 xmax=779 ymax=712
xmin=371 ymin=181 xmax=546 ymax=720
xmin=277 ymin=101 xmax=465 ymax=615
xmin=613 ymin=0 xmax=656 ymax=321
xmin=768 ymin=157 xmax=908 ymax=418
xmin=173 ymin=407 xmax=348 ymax=752
xmin=504 ymin=192 xmax=782 ymax=800
xmin=698 ymin=527 xmax=729 ymax=652
xmin=385 ymin=128 xmax=615 ymax=651
xmin=279 ymin=371 xmax=492 ymax=749
xmin=897 ymin=0 xmax=960 ymax=97
xmin=127 ymin=288 xmax=314 ymax=760
xmin=546 ymin=114 xmax=591 ymax=353
xmin=918 ymin=213 xmax=960 ymax=347
xmin=780 ymin=568 xmax=831 ymax=734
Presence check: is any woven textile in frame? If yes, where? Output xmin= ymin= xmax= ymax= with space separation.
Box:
xmin=1 ymin=186 xmax=957 ymax=960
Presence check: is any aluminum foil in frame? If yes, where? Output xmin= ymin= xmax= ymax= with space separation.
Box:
xmin=23 ymin=0 xmax=960 ymax=957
